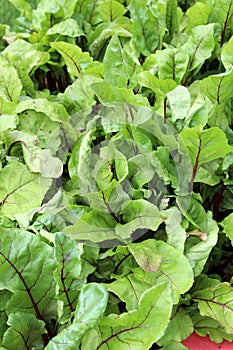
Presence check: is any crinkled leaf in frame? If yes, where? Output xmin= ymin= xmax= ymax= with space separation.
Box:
xmin=192 ymin=313 xmax=233 ymax=343
xmin=88 ymin=22 xmax=132 ymax=59
xmin=82 ymin=283 xmax=173 ymax=350
xmin=85 ymin=181 xmax=129 ymax=215
xmin=158 ymin=307 xmax=193 ymax=346
xmin=127 ymin=153 xmax=155 ymax=189
xmin=209 ymin=0 xmax=233 ymax=46
xmin=3 ymin=313 xmax=45 ymax=350
xmin=17 ymin=112 xmax=61 ymax=154
xmin=76 ymin=0 xmax=102 ymax=25
xmin=177 ymin=195 xmax=208 ymax=232
xmin=194 ymin=282 xmax=233 ymax=333
xmin=107 ymin=239 xmax=194 ymax=308
xmin=51 ymin=42 xmax=92 ymax=77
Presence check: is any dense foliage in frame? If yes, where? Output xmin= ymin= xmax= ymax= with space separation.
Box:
xmin=0 ymin=0 xmax=233 ymax=349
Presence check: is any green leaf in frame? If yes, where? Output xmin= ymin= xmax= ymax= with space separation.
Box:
xmin=115 ymin=200 xmax=163 ymax=239
xmin=105 ymin=273 xmax=151 ymax=311
xmin=165 ymin=0 xmax=178 ymax=42
xmin=166 ymin=86 xmax=191 ymax=121
xmin=17 ymin=109 xmax=61 ymax=154
xmin=131 ymin=240 xmax=194 ymax=304
xmin=107 ymin=239 xmax=194 ymax=309
xmin=83 ymin=283 xmax=173 ymax=350
xmin=184 ymin=212 xmax=219 ymax=276
xmin=0 ymin=57 xmax=22 ymax=103
xmin=32 ymin=0 xmax=78 ymax=32
xmin=46 ymin=18 xmax=84 ymax=36
xmin=103 ymin=34 xmax=128 ymax=87
xmin=177 ymin=195 xmax=208 ymax=232
xmin=183 ymin=24 xmax=215 ymax=75
xmin=54 ymin=232 xmax=86 ymax=323
xmin=3 ymin=39 xmax=50 ymax=74
xmin=97 ymin=0 xmax=125 ymax=22
xmin=129 ymin=0 xmax=162 ymax=56
xmin=138 ymin=71 xmax=176 ymax=109
xmin=91 ymin=82 xmax=148 ymax=105
xmin=158 ymin=307 xmax=193 ymax=346
xmin=16 ymin=98 xmax=70 ymax=122
xmin=64 ymin=210 xmax=118 ymax=243
xmin=209 ymin=0 xmax=233 ymax=46
xmin=85 ymin=181 xmax=129 ymax=215
xmin=186 ymin=2 xmax=211 ymax=30
xmin=164 ymin=207 xmax=187 ymax=252
xmin=192 ymin=313 xmax=233 ymax=343
xmin=88 ymin=22 xmax=132 ymax=59
xmin=3 ymin=313 xmax=45 ymax=350
xmin=0 ymin=162 xmax=50 ymax=217
xmin=0 ymin=228 xmax=57 ymax=340
xmin=194 ymin=282 xmax=233 ymax=333
xmin=156 ymin=48 xmax=189 ymax=84
xmin=221 ymin=37 xmax=233 ymax=70
xmin=127 ymin=153 xmax=155 ymax=189
xmin=221 ymin=213 xmax=233 ymax=245
xmin=76 ymin=0 xmax=102 ymax=25
xmin=51 ymin=41 xmax=93 ymax=77
xmin=62 ymin=75 xmax=95 ymax=116
xmin=200 ymin=70 xmax=233 ymax=106
xmin=7 ymin=0 xmax=33 ymax=19
xmin=45 ymin=283 xmax=108 ymax=350
xmin=23 ymin=146 xmax=63 ymax=178
xmin=128 ymin=239 xmax=161 ymax=272
xmin=179 ymin=125 xmax=232 ymax=188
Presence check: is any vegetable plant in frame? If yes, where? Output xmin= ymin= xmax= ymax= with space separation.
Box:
xmin=0 ymin=0 xmax=233 ymax=349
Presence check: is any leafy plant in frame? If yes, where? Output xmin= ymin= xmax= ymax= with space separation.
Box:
xmin=0 ymin=0 xmax=233 ymax=349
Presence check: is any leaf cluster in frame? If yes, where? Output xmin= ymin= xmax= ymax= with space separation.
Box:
xmin=0 ymin=0 xmax=233 ymax=349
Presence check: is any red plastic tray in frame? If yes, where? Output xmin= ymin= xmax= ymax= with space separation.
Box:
xmin=182 ymin=333 xmax=233 ymax=349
